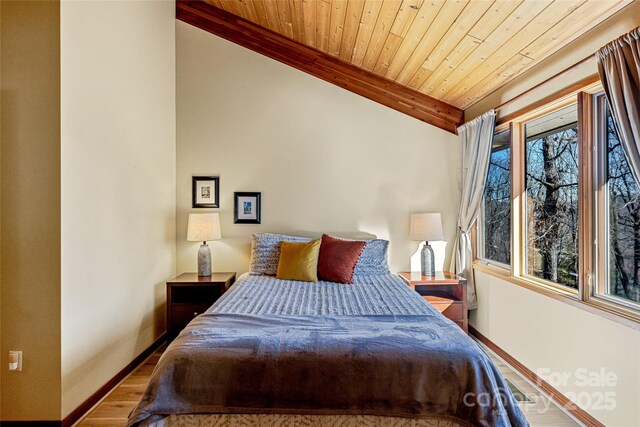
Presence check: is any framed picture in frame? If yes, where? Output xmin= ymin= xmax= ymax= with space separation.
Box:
xmin=234 ymin=192 xmax=261 ymax=224
xmin=192 ymin=176 xmax=220 ymax=208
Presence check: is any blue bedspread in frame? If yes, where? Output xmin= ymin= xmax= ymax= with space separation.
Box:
xmin=128 ymin=312 xmax=527 ymax=426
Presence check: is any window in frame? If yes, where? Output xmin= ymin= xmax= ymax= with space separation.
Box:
xmin=480 ymin=129 xmax=511 ymax=265
xmin=472 ymin=83 xmax=640 ymax=325
xmin=595 ymin=94 xmax=640 ymax=306
xmin=524 ymin=104 xmax=579 ymax=289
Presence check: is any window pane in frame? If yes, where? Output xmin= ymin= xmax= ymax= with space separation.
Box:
xmin=605 ymin=106 xmax=640 ymax=304
xmin=481 ymin=129 xmax=511 ymax=264
xmin=525 ymin=104 xmax=579 ymax=289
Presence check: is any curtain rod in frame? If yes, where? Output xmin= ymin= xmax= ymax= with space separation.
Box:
xmin=494 ymin=54 xmax=595 ymax=113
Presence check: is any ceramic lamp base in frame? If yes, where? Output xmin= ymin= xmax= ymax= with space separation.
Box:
xmin=198 ymin=243 xmax=212 ymax=277
xmin=420 ymin=242 xmax=435 ymax=277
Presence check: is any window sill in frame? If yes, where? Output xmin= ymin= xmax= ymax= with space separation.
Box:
xmin=474 ymin=259 xmax=511 ymax=275
xmin=473 ymin=260 xmax=640 ymax=331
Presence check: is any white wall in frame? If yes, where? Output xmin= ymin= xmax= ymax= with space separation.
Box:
xmin=473 ymin=272 xmax=640 ymax=426
xmin=176 ymin=22 xmax=459 ymax=277
xmin=468 ymin=4 xmax=640 ymax=426
xmin=60 ymin=0 xmax=176 ymax=417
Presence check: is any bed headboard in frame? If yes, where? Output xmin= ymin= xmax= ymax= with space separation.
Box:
xmin=288 ymin=230 xmax=377 ymax=240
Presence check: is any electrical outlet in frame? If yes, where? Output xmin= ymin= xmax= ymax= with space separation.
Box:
xmin=9 ymin=351 xmax=22 ymax=371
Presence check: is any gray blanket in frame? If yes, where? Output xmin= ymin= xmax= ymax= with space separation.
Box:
xmin=128 ymin=312 xmax=527 ymax=426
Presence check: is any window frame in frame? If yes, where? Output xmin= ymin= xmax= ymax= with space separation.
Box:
xmin=510 ymin=95 xmax=583 ymax=298
xmin=519 ymin=102 xmax=581 ymax=293
xmin=476 ymin=123 xmax=512 ymax=271
xmin=473 ymin=81 xmax=640 ymax=330
xmin=591 ymin=91 xmax=640 ymax=314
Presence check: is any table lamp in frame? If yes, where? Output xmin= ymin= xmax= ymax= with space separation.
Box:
xmin=187 ymin=213 xmax=221 ymax=277
xmin=410 ymin=213 xmax=443 ymax=277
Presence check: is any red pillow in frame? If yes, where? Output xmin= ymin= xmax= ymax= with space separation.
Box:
xmin=317 ymin=234 xmax=366 ymax=284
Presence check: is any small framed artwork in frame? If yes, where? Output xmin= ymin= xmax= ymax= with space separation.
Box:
xmin=192 ymin=176 xmax=220 ymax=208
xmin=234 ymin=192 xmax=261 ymax=224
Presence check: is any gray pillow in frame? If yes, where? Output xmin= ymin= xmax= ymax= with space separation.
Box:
xmin=353 ymin=239 xmax=390 ymax=276
xmin=249 ymin=232 xmax=390 ymax=277
xmin=250 ymin=233 xmax=312 ymax=275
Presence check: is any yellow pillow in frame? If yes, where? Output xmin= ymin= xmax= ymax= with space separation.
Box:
xmin=276 ymin=240 xmax=321 ymax=282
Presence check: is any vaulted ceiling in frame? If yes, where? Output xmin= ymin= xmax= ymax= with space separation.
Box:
xmin=178 ymin=0 xmax=633 ymax=133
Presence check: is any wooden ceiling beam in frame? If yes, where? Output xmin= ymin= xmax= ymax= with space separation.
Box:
xmin=176 ymin=0 xmax=463 ymax=134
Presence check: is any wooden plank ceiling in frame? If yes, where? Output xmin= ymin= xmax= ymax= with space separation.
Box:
xmin=177 ymin=1 xmax=465 ymax=133
xmin=200 ymin=0 xmax=631 ymax=110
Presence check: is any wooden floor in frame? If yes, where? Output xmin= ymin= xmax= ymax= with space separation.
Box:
xmin=76 ymin=346 xmax=166 ymax=427
xmin=474 ymin=341 xmax=581 ymax=427
xmin=76 ymin=341 xmax=581 ymax=427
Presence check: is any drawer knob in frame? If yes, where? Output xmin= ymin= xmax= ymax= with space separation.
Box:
xmin=193 ymin=311 xmax=198 ymax=316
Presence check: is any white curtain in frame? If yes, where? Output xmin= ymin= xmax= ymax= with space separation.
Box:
xmin=596 ymin=26 xmax=640 ymax=186
xmin=449 ymin=110 xmax=496 ymax=310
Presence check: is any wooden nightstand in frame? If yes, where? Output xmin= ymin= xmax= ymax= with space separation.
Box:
xmin=399 ymin=271 xmax=468 ymax=333
xmin=166 ymin=272 xmax=236 ymax=341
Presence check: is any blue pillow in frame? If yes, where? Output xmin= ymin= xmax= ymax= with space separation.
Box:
xmin=353 ymin=239 xmax=390 ymax=276
xmin=250 ymin=233 xmax=312 ymax=275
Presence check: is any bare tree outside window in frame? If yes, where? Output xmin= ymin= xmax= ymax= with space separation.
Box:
xmin=482 ymin=93 xmax=640 ymax=316
xmin=525 ymin=105 xmax=579 ymax=289
xmin=481 ymin=130 xmax=511 ymax=265
xmin=605 ymin=107 xmax=640 ymax=304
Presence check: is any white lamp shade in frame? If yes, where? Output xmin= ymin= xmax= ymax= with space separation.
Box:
xmin=410 ymin=213 xmax=444 ymax=241
xmin=187 ymin=213 xmax=221 ymax=242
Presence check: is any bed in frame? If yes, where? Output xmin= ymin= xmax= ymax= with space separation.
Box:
xmin=127 ymin=234 xmax=528 ymax=427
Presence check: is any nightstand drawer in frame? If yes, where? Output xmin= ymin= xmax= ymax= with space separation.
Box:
xmin=415 ymin=285 xmax=462 ymax=301
xmin=171 ymin=303 xmax=211 ymax=326
xmin=399 ymin=271 xmax=468 ymax=333
xmin=166 ymin=272 xmax=237 ymax=341
xmin=423 ymin=296 xmax=464 ymax=319
xmin=171 ymin=286 xmax=223 ymax=303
